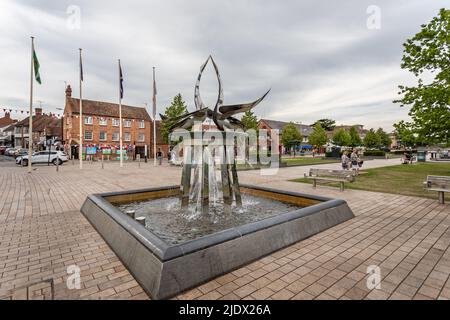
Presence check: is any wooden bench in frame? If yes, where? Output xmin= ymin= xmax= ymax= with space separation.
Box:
xmin=304 ymin=168 xmax=355 ymax=191
xmin=424 ymin=175 xmax=450 ymax=204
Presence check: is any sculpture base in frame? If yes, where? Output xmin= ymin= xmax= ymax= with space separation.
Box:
xmin=81 ymin=185 xmax=354 ymax=299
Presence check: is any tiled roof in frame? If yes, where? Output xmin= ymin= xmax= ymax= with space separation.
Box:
xmin=67 ymin=97 xmax=151 ymax=121
xmin=14 ymin=115 xmax=62 ymax=136
xmin=0 ymin=115 xmax=16 ymax=127
xmin=259 ymin=119 xmax=313 ymax=135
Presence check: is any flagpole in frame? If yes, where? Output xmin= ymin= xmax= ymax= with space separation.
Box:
xmin=153 ymin=66 xmax=157 ymax=166
xmin=119 ymin=59 xmax=123 ymax=168
xmin=28 ymin=36 xmax=34 ymax=174
xmin=79 ymin=48 xmax=83 ymax=169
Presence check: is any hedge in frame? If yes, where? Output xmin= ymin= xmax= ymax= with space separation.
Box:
xmin=363 ymin=150 xmax=386 ymax=157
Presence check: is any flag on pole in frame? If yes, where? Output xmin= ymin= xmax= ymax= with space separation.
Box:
xmin=152 ymin=67 xmax=157 ymax=119
xmin=119 ymin=60 xmax=124 ymax=99
xmin=79 ymin=51 xmax=83 ymax=82
xmin=33 ymin=48 xmax=41 ymax=84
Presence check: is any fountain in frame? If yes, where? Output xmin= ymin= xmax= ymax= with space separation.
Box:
xmin=81 ymin=57 xmax=355 ymax=299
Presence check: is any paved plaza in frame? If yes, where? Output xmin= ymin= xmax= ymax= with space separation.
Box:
xmin=0 ymin=157 xmax=449 ymax=300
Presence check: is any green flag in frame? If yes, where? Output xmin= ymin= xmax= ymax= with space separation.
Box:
xmin=33 ymin=49 xmax=41 ymax=84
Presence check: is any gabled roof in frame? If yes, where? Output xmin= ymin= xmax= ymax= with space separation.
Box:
xmin=67 ymin=97 xmax=151 ymax=121
xmin=0 ymin=115 xmax=16 ymax=127
xmin=13 ymin=115 xmax=62 ymax=136
xmin=259 ymin=119 xmax=313 ymax=135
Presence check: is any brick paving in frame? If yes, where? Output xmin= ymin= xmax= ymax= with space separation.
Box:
xmin=0 ymin=158 xmax=449 ymax=300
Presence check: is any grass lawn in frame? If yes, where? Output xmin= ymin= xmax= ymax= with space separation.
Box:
xmin=237 ymin=157 xmax=339 ymax=170
xmin=282 ymin=157 xmax=340 ymax=166
xmin=291 ymin=162 xmax=450 ymax=200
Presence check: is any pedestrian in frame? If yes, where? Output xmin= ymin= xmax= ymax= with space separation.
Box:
xmin=157 ymin=148 xmax=163 ymax=165
xmin=350 ymin=149 xmax=360 ymax=175
xmin=341 ymin=151 xmax=349 ymax=170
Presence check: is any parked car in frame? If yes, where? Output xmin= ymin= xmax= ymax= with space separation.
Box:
xmin=0 ymin=146 xmax=7 ymax=155
xmin=16 ymin=150 xmax=69 ymax=166
xmin=5 ymin=147 xmax=17 ymax=156
xmin=15 ymin=149 xmax=29 ymax=158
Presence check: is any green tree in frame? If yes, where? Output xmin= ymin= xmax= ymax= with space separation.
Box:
xmin=393 ymin=121 xmax=418 ymax=147
xmin=332 ymin=128 xmax=351 ymax=147
xmin=348 ymin=126 xmax=362 ymax=147
xmin=308 ymin=124 xmax=328 ymax=147
xmin=240 ymin=110 xmax=259 ymax=131
xmin=160 ymin=93 xmax=188 ymax=143
xmin=364 ymin=129 xmax=381 ymax=149
xmin=394 ymin=8 xmax=450 ymax=145
xmin=311 ymin=119 xmax=336 ymax=131
xmin=281 ymin=122 xmax=302 ymax=151
xmin=376 ymin=128 xmax=392 ymax=148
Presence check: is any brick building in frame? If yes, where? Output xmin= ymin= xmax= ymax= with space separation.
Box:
xmin=62 ymin=85 xmax=153 ymax=160
xmin=0 ymin=112 xmax=17 ymax=146
xmin=12 ymin=108 xmax=62 ymax=149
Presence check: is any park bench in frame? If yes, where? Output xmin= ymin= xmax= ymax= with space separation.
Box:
xmin=304 ymin=168 xmax=355 ymax=191
xmin=424 ymin=175 xmax=450 ymax=204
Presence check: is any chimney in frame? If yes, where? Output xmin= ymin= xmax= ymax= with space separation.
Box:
xmin=65 ymin=85 xmax=72 ymax=98
xmin=5 ymin=112 xmax=10 ymax=119
xmin=35 ymin=108 xmax=42 ymax=116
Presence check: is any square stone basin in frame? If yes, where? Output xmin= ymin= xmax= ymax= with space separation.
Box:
xmin=81 ymin=184 xmax=354 ymax=299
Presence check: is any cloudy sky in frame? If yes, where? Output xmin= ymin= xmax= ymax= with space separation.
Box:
xmin=0 ymin=0 xmax=447 ymax=131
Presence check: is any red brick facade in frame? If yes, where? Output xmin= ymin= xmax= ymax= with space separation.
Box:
xmin=62 ymin=85 xmax=153 ymax=159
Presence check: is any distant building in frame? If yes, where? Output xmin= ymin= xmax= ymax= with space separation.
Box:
xmin=258 ymin=119 xmax=313 ymax=152
xmin=12 ymin=108 xmax=62 ymax=149
xmin=62 ymin=85 xmax=155 ymax=159
xmin=0 ymin=112 xmax=17 ymax=146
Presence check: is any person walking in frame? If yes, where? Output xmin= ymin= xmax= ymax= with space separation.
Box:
xmin=157 ymin=148 xmax=163 ymax=165
xmin=350 ymin=149 xmax=360 ymax=175
xmin=341 ymin=151 xmax=349 ymax=170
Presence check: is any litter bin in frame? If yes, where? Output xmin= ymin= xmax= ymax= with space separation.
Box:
xmin=417 ymin=150 xmax=426 ymax=162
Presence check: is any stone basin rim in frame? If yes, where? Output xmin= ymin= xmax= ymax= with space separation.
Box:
xmin=85 ymin=184 xmax=346 ymax=262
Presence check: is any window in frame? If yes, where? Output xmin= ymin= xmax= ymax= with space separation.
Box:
xmin=66 ymin=116 xmax=70 ymax=125
xmin=84 ymin=131 xmax=93 ymax=140
xmin=84 ymin=116 xmax=93 ymax=125
xmin=124 ymin=120 xmax=132 ymax=128
xmin=138 ymin=133 xmax=145 ymax=142
xmin=15 ymin=127 xmax=20 ymax=134
xmin=112 ymin=132 xmax=119 ymax=141
xmin=139 ymin=120 xmax=145 ymax=129
xmin=124 ymin=132 xmax=131 ymax=141
xmin=99 ymin=131 xmax=107 ymax=141
xmin=99 ymin=117 xmax=107 ymax=126
xmin=112 ymin=118 xmax=120 ymax=127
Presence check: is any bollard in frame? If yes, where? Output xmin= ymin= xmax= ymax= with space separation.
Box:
xmin=101 ymin=155 xmax=104 ymax=169
xmin=72 ymin=155 xmax=74 ymax=165
xmin=135 ymin=216 xmax=146 ymax=226
xmin=125 ymin=210 xmax=135 ymax=219
xmin=56 ymin=156 xmax=59 ymax=172
xmin=138 ymin=155 xmax=141 ymax=168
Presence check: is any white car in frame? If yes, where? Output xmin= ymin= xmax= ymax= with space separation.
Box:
xmin=16 ymin=150 xmax=68 ymax=166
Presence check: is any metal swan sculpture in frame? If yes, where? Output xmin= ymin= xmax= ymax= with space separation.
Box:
xmin=165 ymin=55 xmax=270 ymax=132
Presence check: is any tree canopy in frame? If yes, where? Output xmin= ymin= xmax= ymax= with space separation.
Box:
xmin=364 ymin=129 xmax=381 ymax=149
xmin=281 ymin=122 xmax=302 ymax=150
xmin=308 ymin=124 xmax=328 ymax=147
xmin=376 ymin=128 xmax=392 ymax=148
xmin=348 ymin=126 xmax=362 ymax=147
xmin=394 ymin=8 xmax=450 ymax=146
xmin=160 ymin=93 xmax=188 ymax=143
xmin=311 ymin=119 xmax=336 ymax=131
xmin=332 ymin=128 xmax=351 ymax=147
xmin=240 ymin=110 xmax=259 ymax=132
